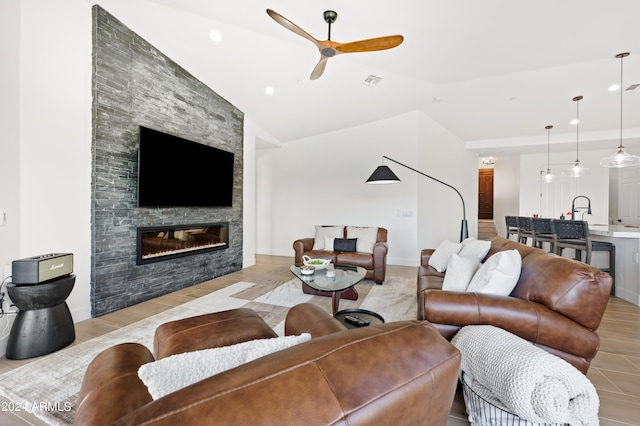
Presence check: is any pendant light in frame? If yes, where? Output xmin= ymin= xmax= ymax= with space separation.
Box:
xmin=542 ymin=125 xmax=555 ymax=183
xmin=562 ymin=96 xmax=590 ymax=178
xmin=600 ymin=52 xmax=640 ymax=168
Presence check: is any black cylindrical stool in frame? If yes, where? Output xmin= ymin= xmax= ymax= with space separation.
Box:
xmin=6 ymin=274 xmax=76 ymax=360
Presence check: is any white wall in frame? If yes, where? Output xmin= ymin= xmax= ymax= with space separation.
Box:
xmin=418 ymin=112 xmax=479 ymax=249
xmin=18 ymin=0 xmax=93 ymax=328
xmin=492 ymin=156 xmax=520 ymax=237
xmin=0 ymin=0 xmax=21 ymax=352
xmin=242 ymin=120 xmax=257 ymax=268
xmin=519 ymin=148 xmax=610 ymax=224
xmin=256 ymin=111 xmax=478 ymax=266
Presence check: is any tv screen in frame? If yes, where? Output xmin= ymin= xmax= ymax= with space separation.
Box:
xmin=137 ymin=126 xmax=234 ymax=207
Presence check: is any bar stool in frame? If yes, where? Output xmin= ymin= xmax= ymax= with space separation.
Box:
xmin=551 ymin=220 xmax=615 ymax=286
xmin=516 ymin=216 xmax=534 ymax=245
xmin=505 ymin=216 xmax=519 ymax=241
xmin=531 ymin=218 xmax=555 ymax=252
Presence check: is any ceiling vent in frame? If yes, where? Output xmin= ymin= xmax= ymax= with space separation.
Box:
xmin=363 ymin=75 xmax=382 ymax=87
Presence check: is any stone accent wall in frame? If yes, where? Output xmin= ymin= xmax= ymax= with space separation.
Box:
xmin=91 ymin=6 xmax=244 ymax=317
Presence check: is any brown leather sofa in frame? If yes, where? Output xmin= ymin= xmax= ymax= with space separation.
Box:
xmin=417 ymin=236 xmax=612 ymax=374
xmin=293 ymin=227 xmax=388 ymax=284
xmin=75 ymin=303 xmax=461 ymax=426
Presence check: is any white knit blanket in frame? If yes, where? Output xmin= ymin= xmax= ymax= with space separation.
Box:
xmin=139 ymin=333 xmax=311 ymax=400
xmin=451 ymin=325 xmax=599 ymax=426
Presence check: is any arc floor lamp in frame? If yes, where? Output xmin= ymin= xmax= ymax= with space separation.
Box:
xmin=366 ymin=156 xmax=468 ymax=242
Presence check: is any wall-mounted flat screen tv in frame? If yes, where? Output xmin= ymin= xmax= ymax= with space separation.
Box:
xmin=137 ymin=126 xmax=234 ymax=207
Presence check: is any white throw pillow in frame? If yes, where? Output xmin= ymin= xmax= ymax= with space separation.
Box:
xmin=442 ymin=254 xmax=481 ymax=292
xmin=139 ymin=334 xmax=311 ymax=400
xmin=459 ymin=238 xmax=491 ymax=261
xmin=324 ymin=236 xmax=335 ymax=251
xmin=466 ymin=249 xmax=521 ymax=295
xmin=312 ymin=226 xmax=344 ymax=250
xmin=346 ymin=226 xmax=378 ymax=254
xmin=428 ymin=240 xmax=463 ymax=273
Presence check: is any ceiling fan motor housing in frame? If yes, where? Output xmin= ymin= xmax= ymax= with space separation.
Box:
xmin=323 ymin=10 xmax=337 ymax=24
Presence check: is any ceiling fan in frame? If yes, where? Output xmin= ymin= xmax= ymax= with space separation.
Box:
xmin=266 ymin=9 xmax=404 ymax=80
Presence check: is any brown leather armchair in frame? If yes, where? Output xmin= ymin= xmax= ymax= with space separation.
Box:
xmin=293 ymin=226 xmax=388 ymax=284
xmin=417 ymin=236 xmax=612 ymax=374
xmin=76 ymin=303 xmax=461 ymax=426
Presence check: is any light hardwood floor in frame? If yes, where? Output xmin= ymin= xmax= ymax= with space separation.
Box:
xmin=0 ymin=255 xmax=638 ymax=425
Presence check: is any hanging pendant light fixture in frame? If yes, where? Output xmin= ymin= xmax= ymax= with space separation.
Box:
xmin=600 ymin=52 xmax=640 ymax=168
xmin=562 ymin=95 xmax=590 ymax=178
xmin=542 ymin=125 xmax=555 ymax=183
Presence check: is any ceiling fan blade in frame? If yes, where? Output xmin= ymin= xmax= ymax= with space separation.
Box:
xmin=310 ymin=56 xmax=328 ymax=80
xmin=335 ymin=35 xmax=404 ymax=53
xmin=266 ymin=9 xmax=322 ymax=48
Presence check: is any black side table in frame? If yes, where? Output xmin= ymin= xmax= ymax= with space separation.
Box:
xmin=334 ymin=308 xmax=384 ymax=329
xmin=5 ymin=274 xmax=76 ymax=360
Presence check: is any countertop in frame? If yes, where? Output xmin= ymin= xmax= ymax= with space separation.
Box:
xmin=590 ymin=224 xmax=640 ymax=238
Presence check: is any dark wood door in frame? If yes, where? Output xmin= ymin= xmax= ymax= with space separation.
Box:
xmin=478 ymin=168 xmax=494 ymax=219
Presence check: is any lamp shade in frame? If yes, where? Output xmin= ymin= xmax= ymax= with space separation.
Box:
xmin=366 ymin=165 xmax=401 ymax=184
xmin=562 ymin=161 xmax=590 ymax=178
xmin=601 ymin=52 xmax=640 ymax=169
xmin=600 ymin=147 xmax=640 ymax=168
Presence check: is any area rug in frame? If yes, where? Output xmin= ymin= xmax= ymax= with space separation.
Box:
xmin=0 ymin=274 xmax=416 ymax=425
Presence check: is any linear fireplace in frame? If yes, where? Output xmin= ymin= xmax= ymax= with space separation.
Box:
xmin=137 ymin=222 xmax=229 ymax=265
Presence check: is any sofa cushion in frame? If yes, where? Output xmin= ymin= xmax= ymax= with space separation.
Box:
xmin=346 ymin=226 xmax=378 ymax=254
xmin=336 ymin=252 xmax=374 ymax=269
xmin=459 ymin=237 xmax=491 ymax=261
xmin=324 ymin=236 xmax=335 ymax=251
xmin=334 ymin=238 xmax=357 ymax=253
xmin=466 ymin=249 xmax=521 ymax=295
xmin=139 ymin=334 xmax=311 ymax=400
xmin=442 ymin=254 xmax=481 ymax=292
xmin=312 ymin=226 xmax=344 ymax=250
xmin=429 ymin=240 xmax=463 ymax=273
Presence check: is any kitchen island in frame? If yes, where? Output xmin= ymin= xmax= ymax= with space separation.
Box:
xmin=590 ymin=224 xmax=640 ymax=306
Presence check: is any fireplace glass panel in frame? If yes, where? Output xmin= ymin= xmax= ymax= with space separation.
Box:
xmin=137 ymin=223 xmax=228 ymax=265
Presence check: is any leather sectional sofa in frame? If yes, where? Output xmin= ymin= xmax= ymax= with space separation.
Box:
xmin=75 ymin=303 xmax=461 ymax=425
xmin=293 ymin=226 xmax=388 ymax=284
xmin=417 ymin=235 xmax=613 ymax=374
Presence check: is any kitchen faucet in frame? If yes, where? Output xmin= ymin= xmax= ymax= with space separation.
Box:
xmin=571 ymin=195 xmax=592 ymax=220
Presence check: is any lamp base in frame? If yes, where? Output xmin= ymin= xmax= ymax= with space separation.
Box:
xmin=460 ymin=219 xmax=469 ymax=242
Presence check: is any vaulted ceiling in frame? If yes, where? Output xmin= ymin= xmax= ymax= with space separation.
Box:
xmin=113 ymin=0 xmax=640 ymax=156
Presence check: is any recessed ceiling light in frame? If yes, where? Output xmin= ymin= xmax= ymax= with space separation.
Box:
xmin=571 ymin=119 xmax=579 ymax=125
xmin=209 ymin=30 xmax=222 ymax=42
xmin=265 ymin=86 xmax=275 ymax=95
xmin=608 ymin=84 xmax=620 ymax=92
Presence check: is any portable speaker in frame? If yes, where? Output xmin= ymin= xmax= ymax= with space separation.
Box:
xmin=11 ymin=253 xmax=73 ymax=285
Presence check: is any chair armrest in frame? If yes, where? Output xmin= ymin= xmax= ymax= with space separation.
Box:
xmin=372 ymin=241 xmax=389 ymax=283
xmin=420 ymin=249 xmax=435 ymax=267
xmin=373 ymin=241 xmax=388 ymax=258
xmin=75 ymin=343 xmax=155 ymax=426
xmin=285 ymin=303 xmax=346 ymax=337
xmin=293 ymin=238 xmax=315 ymax=264
xmin=423 ymin=290 xmax=600 ymax=360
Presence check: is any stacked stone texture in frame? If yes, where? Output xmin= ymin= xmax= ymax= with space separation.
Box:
xmin=91 ymin=6 xmax=243 ymax=316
